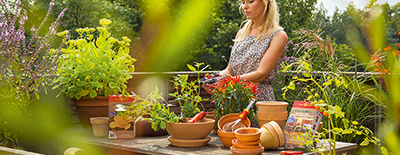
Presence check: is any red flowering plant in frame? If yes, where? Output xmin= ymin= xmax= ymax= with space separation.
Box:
xmin=204 ymin=75 xmax=259 ymax=124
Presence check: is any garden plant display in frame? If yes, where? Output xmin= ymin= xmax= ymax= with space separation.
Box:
xmin=281 ymin=28 xmax=388 ymax=154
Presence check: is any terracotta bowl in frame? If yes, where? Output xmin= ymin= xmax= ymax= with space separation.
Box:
xmin=166 ymin=118 xmax=215 ymax=140
xmin=230 ymin=145 xmax=264 ymax=155
xmin=256 ymin=101 xmax=288 ymax=112
xmin=231 ymin=139 xmax=261 ymax=149
xmin=218 ymin=113 xmax=251 ymax=132
xmin=234 ymin=127 xmax=262 ymax=142
xmin=217 ymin=129 xmax=236 ymax=148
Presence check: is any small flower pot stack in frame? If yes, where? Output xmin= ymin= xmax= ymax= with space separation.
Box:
xmin=217 ymin=113 xmax=251 ymax=147
xmin=260 ymin=121 xmax=286 ymax=149
xmin=230 ymin=127 xmax=264 ymax=155
xmin=256 ymin=101 xmax=289 ymax=130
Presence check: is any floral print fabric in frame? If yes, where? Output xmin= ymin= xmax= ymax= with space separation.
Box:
xmin=229 ymin=29 xmax=286 ymax=101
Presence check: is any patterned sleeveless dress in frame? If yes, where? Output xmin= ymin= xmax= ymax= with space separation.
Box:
xmin=229 ymin=29 xmax=286 ymax=101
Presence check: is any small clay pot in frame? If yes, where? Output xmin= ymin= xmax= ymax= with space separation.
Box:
xmin=231 ymin=139 xmax=261 ymax=149
xmin=230 ymin=145 xmax=264 ymax=155
xmin=218 ymin=113 xmax=251 ymax=132
xmin=90 ymin=117 xmax=109 ymax=138
xmin=237 ymin=139 xmax=261 ymax=146
xmin=256 ymin=101 xmax=288 ymax=112
xmin=217 ymin=129 xmax=236 ymax=148
xmin=166 ymin=118 xmax=215 ymax=140
xmin=234 ymin=127 xmax=262 ymax=142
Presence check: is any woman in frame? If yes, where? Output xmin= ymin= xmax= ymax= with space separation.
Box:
xmin=219 ymin=0 xmax=288 ymax=101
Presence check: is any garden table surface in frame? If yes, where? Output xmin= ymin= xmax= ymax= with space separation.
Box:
xmin=69 ymin=132 xmax=357 ymax=155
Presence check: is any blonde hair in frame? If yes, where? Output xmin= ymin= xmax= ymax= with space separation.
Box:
xmin=235 ymin=0 xmax=282 ymax=41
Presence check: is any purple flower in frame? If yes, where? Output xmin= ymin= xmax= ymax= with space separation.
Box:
xmin=294 ymin=44 xmax=300 ymax=48
xmin=229 ymin=45 xmax=233 ymax=48
xmin=222 ymin=55 xmax=225 ymax=59
xmin=293 ymin=48 xmax=296 ymax=51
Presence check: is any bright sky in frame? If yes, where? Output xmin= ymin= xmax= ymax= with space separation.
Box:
xmin=317 ymin=0 xmax=399 ymax=16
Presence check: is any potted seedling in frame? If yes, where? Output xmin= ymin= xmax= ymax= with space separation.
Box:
xmin=146 ymin=62 xmax=215 ymax=147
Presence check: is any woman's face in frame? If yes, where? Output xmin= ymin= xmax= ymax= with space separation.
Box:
xmin=241 ymin=0 xmax=266 ymax=22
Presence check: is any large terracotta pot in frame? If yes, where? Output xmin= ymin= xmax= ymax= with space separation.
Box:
xmin=256 ymin=101 xmax=288 ymax=129
xmin=74 ymin=96 xmax=109 ymax=134
xmin=135 ymin=118 xmax=168 ymax=137
xmin=166 ymin=118 xmax=215 ymax=140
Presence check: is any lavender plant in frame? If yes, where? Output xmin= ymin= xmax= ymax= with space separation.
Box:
xmin=0 ymin=0 xmax=67 ymax=147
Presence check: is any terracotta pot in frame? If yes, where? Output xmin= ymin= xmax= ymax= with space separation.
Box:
xmin=231 ymin=139 xmax=261 ymax=149
xmin=260 ymin=123 xmax=279 ymax=149
xmin=135 ymin=118 xmax=168 ymax=137
xmin=256 ymin=101 xmax=288 ymax=112
xmin=258 ymin=119 xmax=286 ymax=130
xmin=74 ymin=96 xmax=109 ymax=134
xmin=90 ymin=117 xmax=109 ymax=138
xmin=234 ymin=127 xmax=262 ymax=142
xmin=218 ymin=113 xmax=251 ymax=132
xmin=256 ymin=111 xmax=287 ymax=120
xmin=236 ymin=139 xmax=261 ymax=146
xmin=256 ymin=101 xmax=288 ymax=130
xmin=166 ymin=118 xmax=215 ymax=140
xmin=217 ymin=129 xmax=236 ymax=148
xmin=268 ymin=121 xmax=285 ymax=146
xmin=230 ymin=145 xmax=264 ymax=155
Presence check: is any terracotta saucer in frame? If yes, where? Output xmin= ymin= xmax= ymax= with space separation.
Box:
xmin=167 ymin=136 xmax=211 ymax=147
xmin=230 ymin=145 xmax=264 ymax=155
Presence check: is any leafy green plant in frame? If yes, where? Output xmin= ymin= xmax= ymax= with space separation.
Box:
xmin=169 ymin=62 xmax=209 ymax=118
xmin=53 ymin=19 xmax=136 ymax=99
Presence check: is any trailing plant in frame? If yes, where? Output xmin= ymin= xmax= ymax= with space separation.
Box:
xmin=169 ymin=62 xmax=209 ymax=118
xmin=53 ymin=19 xmax=136 ymax=100
xmin=204 ymin=75 xmax=259 ymax=125
xmin=0 ymin=0 xmax=67 ymax=147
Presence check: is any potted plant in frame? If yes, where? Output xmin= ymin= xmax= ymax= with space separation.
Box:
xmin=53 ymin=18 xmax=136 ymax=132
xmin=146 ymin=63 xmax=215 ymax=147
xmin=203 ymin=75 xmax=259 ymax=125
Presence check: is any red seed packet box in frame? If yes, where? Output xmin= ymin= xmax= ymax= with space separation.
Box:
xmin=283 ymin=101 xmax=323 ymax=149
xmin=108 ymin=95 xmax=136 ymax=139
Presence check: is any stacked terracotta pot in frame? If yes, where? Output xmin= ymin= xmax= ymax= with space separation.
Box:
xmin=217 ymin=113 xmax=251 ymax=147
xmin=230 ymin=127 xmax=264 ymax=155
xmin=259 ymin=121 xmax=286 ymax=149
xmin=256 ymin=101 xmax=288 ymax=130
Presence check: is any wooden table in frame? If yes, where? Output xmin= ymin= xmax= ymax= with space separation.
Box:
xmin=65 ymin=132 xmax=357 ymax=155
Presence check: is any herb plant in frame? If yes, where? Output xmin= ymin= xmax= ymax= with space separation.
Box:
xmin=53 ymin=19 xmax=136 ymax=99
xmin=169 ymin=62 xmax=209 ymax=118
